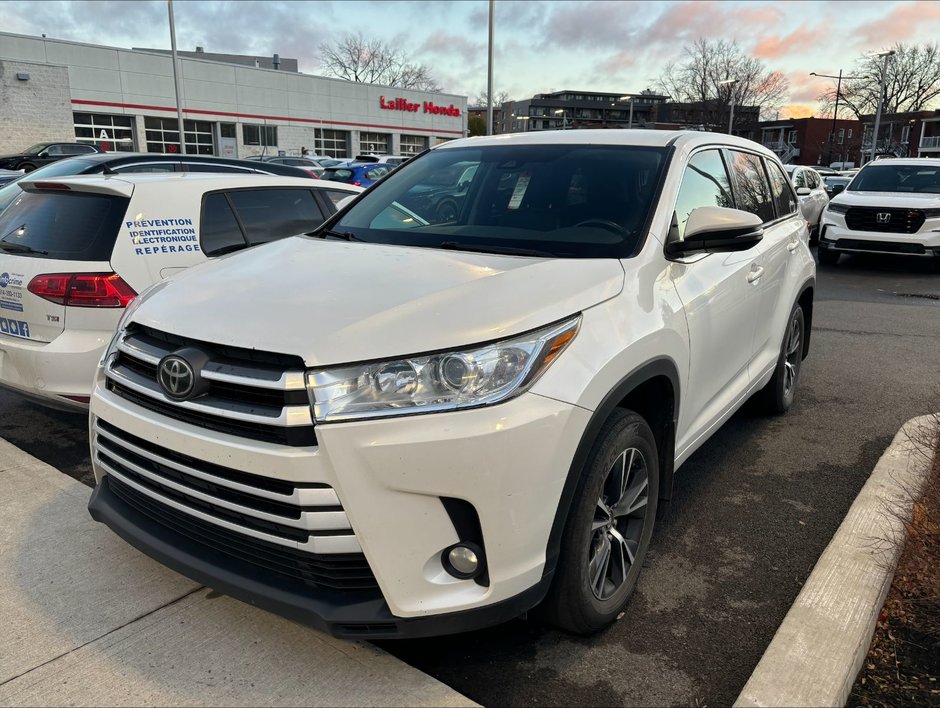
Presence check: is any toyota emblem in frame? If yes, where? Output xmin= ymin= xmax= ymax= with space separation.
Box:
xmin=158 ymin=355 xmax=196 ymax=400
xmin=876 ymin=212 xmax=891 ymax=224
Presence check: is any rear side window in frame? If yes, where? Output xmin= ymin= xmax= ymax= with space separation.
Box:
xmin=364 ymin=167 xmax=389 ymax=180
xmin=200 ymin=193 xmax=245 ymax=255
xmin=322 ymin=189 xmax=356 ymax=207
xmin=0 ymin=190 xmax=128 ymax=261
xmin=112 ymin=163 xmax=177 ymax=173
xmin=184 ymin=163 xmax=252 ymax=173
xmin=674 ymin=150 xmax=734 ymax=239
xmin=765 ymin=161 xmax=798 ymax=218
xmin=228 ymin=189 xmax=324 ymax=244
xmin=728 ymin=151 xmax=775 ymax=223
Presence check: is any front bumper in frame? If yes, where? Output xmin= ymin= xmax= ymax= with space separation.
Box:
xmin=88 ymin=378 xmax=591 ymax=637
xmin=819 ymin=219 xmax=940 ymax=257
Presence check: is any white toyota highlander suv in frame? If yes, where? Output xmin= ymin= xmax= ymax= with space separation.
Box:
xmin=88 ymin=131 xmax=815 ymax=638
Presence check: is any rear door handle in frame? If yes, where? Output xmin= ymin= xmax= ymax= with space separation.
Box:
xmin=746 ymin=265 xmax=765 ymax=283
xmin=787 ymin=240 xmax=800 ymax=253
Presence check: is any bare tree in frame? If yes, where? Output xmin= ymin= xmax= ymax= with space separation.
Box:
xmin=318 ymin=33 xmax=441 ymax=92
xmin=658 ymin=39 xmax=789 ymax=125
xmin=475 ymin=88 xmax=511 ymax=106
xmin=818 ymin=42 xmax=940 ymax=119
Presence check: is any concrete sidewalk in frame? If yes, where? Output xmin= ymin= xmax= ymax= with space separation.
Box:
xmin=0 ymin=438 xmax=475 ymax=707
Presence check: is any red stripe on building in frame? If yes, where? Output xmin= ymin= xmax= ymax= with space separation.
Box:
xmin=70 ymin=99 xmax=465 ymax=136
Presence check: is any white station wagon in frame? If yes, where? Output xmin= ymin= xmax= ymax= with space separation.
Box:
xmin=0 ymin=173 xmax=361 ymax=409
xmin=88 ymin=130 xmax=815 ymax=638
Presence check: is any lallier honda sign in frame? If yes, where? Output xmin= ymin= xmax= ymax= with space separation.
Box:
xmin=380 ymin=96 xmax=462 ymax=117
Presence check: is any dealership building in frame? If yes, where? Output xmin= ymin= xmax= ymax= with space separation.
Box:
xmin=0 ymin=32 xmax=467 ymax=159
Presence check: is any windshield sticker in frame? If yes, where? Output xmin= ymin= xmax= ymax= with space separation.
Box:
xmin=125 ymin=218 xmax=200 ymax=256
xmin=0 ymin=272 xmax=25 ymax=313
xmin=507 ymin=173 xmax=530 ymax=210
xmin=0 ymin=316 xmax=30 ymax=339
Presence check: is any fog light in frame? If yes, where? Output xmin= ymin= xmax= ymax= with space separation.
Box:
xmin=443 ymin=543 xmax=484 ymax=579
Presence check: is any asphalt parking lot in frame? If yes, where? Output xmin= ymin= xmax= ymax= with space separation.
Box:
xmin=1 ymin=252 xmax=937 ymax=706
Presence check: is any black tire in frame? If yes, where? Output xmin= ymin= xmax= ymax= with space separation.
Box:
xmin=817 ymin=248 xmax=840 ymax=266
xmin=759 ymin=303 xmax=805 ymax=415
xmin=544 ymin=408 xmax=659 ymax=635
xmin=809 ymin=217 xmax=821 ymax=246
xmin=20 ymin=163 xmax=37 ymax=173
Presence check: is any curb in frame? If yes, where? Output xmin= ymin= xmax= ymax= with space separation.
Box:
xmin=734 ymin=414 xmax=938 ymax=708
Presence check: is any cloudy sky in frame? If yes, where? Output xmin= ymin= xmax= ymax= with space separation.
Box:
xmin=3 ymin=0 xmax=939 ymax=117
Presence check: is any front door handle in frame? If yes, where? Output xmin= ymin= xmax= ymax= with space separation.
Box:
xmin=746 ymin=265 xmax=765 ymax=283
xmin=787 ymin=240 xmax=800 ymax=253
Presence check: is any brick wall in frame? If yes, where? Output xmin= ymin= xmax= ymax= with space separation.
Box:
xmin=0 ymin=60 xmax=74 ymax=153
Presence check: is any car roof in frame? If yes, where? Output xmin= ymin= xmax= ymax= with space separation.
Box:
xmin=861 ymin=158 xmax=940 ymax=167
xmin=19 ymin=172 xmax=361 ymax=196
xmin=437 ymin=129 xmax=778 ymax=158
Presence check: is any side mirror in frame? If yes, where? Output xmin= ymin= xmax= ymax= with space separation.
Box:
xmin=665 ymin=206 xmax=763 ymax=257
xmin=795 ymin=186 xmax=812 ymax=196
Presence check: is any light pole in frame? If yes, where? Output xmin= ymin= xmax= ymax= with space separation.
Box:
xmin=718 ymin=78 xmax=738 ymax=134
xmin=167 ymin=0 xmax=186 ymax=154
xmin=811 ymin=70 xmax=868 ymax=167
xmin=618 ymin=95 xmax=634 ymax=127
xmin=868 ymin=49 xmax=896 ymax=163
xmin=553 ymin=108 xmax=567 ymax=130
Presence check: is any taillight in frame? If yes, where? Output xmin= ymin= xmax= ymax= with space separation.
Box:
xmin=27 ymin=273 xmax=137 ymax=308
xmin=353 ymin=181 xmax=362 ymax=186
xmin=303 ymin=169 xmax=319 ymax=179
xmin=30 ymin=182 xmax=72 ymax=190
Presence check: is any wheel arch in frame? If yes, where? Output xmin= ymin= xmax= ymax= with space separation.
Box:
xmin=543 ymin=357 xmax=679 ymax=578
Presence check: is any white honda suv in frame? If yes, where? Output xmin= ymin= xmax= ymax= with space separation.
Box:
xmin=819 ymin=158 xmax=940 ymax=266
xmin=88 ymin=131 xmax=815 ymax=638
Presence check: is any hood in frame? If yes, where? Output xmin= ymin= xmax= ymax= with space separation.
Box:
xmin=133 ymin=237 xmax=625 ymax=366
xmin=832 ymin=191 xmax=940 ymax=209
xmin=0 ymin=155 xmax=25 ymax=164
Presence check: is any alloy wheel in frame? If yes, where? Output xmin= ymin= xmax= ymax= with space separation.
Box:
xmin=588 ymin=447 xmax=649 ymax=600
xmin=783 ymin=315 xmax=802 ymax=396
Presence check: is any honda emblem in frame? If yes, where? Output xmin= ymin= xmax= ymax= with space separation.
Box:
xmin=876 ymin=212 xmax=891 ymax=224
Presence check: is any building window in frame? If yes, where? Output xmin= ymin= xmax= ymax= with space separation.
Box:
xmin=144 ymin=117 xmax=213 ymax=154
xmin=837 ymin=128 xmax=845 ymax=144
xmin=359 ymin=132 xmax=389 ymax=155
xmin=787 ymin=130 xmax=797 ymax=145
xmin=400 ymin=135 xmax=427 ymax=156
xmin=901 ymin=124 xmax=911 ymax=143
xmin=315 ymin=129 xmax=348 ymax=158
xmin=847 ymin=128 xmax=853 ymax=139
xmin=220 ymin=123 xmax=237 ymax=139
xmin=243 ymin=124 xmax=277 ymax=147
xmin=73 ymin=112 xmax=135 ymax=152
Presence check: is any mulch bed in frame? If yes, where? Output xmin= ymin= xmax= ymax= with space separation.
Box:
xmin=849 ymin=429 xmax=940 ymax=707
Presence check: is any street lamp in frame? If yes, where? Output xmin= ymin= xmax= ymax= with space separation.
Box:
xmin=618 ymin=95 xmax=634 ymax=127
xmin=810 ymin=70 xmax=869 ymax=167
xmin=867 ymin=49 xmax=896 ymax=163
xmin=516 ymin=115 xmax=530 ymax=132
xmin=553 ymin=108 xmax=568 ymax=130
xmin=718 ymin=79 xmax=738 ymax=134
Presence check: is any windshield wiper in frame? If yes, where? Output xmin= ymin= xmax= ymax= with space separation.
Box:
xmin=436 ymin=241 xmax=554 ymax=258
xmin=0 ymin=239 xmax=48 ymax=256
xmin=316 ymin=228 xmax=363 ymax=242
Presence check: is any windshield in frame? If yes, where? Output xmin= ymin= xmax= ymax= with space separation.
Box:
xmin=332 ymin=144 xmax=668 ymax=258
xmin=848 ymin=164 xmax=940 ymax=194
xmin=0 ymin=158 xmax=98 ymax=214
xmin=23 ymin=144 xmax=50 ymax=155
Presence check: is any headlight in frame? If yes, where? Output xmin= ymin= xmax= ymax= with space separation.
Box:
xmin=826 ymin=203 xmax=849 ymax=214
xmin=307 ymin=315 xmax=580 ymax=422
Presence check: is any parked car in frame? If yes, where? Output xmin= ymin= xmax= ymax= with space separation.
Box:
xmin=822 ymin=175 xmax=851 ymax=198
xmin=243 ymin=155 xmax=325 ymax=177
xmin=321 ymin=163 xmax=393 ymax=188
xmin=354 ymin=154 xmax=410 ymax=166
xmin=818 ymin=158 xmax=940 ymax=266
xmin=783 ymin=165 xmax=829 ymax=242
xmin=0 ymin=152 xmax=318 ymax=214
xmin=0 ymin=142 xmax=102 ymax=172
xmin=0 ymin=173 xmax=361 ymax=410
xmin=397 ymin=160 xmax=478 ymax=222
xmin=86 ymin=130 xmax=814 ymax=639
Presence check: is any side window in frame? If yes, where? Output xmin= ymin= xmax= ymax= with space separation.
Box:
xmin=365 ymin=167 xmax=389 ymax=180
xmin=45 ymin=145 xmax=65 ymax=156
xmin=765 ymin=160 xmax=798 ymax=218
xmin=226 ymin=189 xmax=325 ymax=245
xmin=807 ymin=170 xmax=820 ymax=189
xmin=673 ymin=150 xmax=734 ymax=239
xmin=728 ymin=151 xmax=775 ymax=223
xmin=185 ymin=163 xmax=252 ymax=173
xmin=113 ymin=163 xmax=178 ymax=173
xmin=322 ymin=189 xmax=356 ymax=208
xmin=200 ymin=193 xmax=246 ymax=256
xmin=792 ymin=169 xmax=806 ymax=188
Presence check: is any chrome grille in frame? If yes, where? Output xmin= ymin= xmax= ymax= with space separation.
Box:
xmin=105 ymin=324 xmax=316 ymax=446
xmin=92 ymin=419 xmax=360 ymax=555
